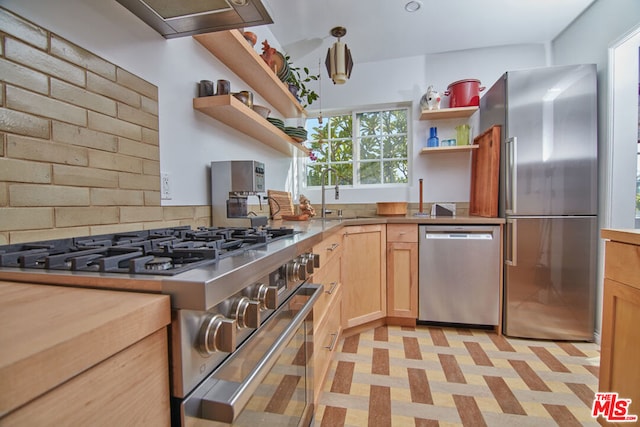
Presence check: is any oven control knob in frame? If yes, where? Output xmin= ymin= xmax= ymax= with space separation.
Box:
xmin=311 ymin=253 xmax=320 ymax=268
xmin=286 ymin=261 xmax=307 ymax=281
xmin=232 ymin=297 xmax=261 ymax=329
xmin=300 ymin=254 xmax=315 ymax=274
xmin=198 ymin=314 xmax=237 ymax=355
xmin=255 ymin=283 xmax=278 ymax=310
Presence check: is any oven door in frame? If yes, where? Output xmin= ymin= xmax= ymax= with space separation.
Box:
xmin=182 ymin=282 xmax=322 ymax=426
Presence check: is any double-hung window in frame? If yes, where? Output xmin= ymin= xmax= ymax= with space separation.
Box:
xmin=304 ymin=105 xmax=410 ymax=187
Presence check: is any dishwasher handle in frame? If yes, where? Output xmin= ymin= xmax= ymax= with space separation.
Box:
xmin=425 ymin=232 xmax=493 ymax=240
xmin=422 ymin=225 xmax=497 ymax=240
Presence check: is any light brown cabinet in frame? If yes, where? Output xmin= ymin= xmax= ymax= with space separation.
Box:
xmin=599 ymin=229 xmax=640 ymax=426
xmin=311 ymin=230 xmax=343 ymax=404
xmin=341 ymin=224 xmax=387 ymax=330
xmin=1 ymin=330 xmax=170 ymax=426
xmin=386 ymin=224 xmax=418 ymax=324
xmin=0 ymin=282 xmax=171 ymax=426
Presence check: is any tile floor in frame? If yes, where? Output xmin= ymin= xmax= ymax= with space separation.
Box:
xmin=314 ymin=325 xmax=600 ymax=427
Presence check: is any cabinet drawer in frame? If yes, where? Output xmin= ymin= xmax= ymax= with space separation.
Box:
xmin=313 ymin=291 xmax=342 ymax=402
xmin=313 ymin=264 xmax=341 ymax=332
xmin=313 ymin=231 xmax=343 ymax=270
xmin=605 ymin=241 xmax=640 ymax=290
xmin=387 ymin=224 xmax=418 ymax=243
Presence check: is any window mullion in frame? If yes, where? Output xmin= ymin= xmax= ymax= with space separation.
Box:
xmin=353 ymin=111 xmax=359 ymax=186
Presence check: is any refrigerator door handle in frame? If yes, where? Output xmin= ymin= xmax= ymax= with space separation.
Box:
xmin=505 ymin=218 xmax=517 ymax=266
xmin=505 ymin=137 xmax=517 ymax=214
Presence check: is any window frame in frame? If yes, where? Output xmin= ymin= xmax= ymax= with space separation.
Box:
xmin=303 ymin=102 xmax=412 ymax=189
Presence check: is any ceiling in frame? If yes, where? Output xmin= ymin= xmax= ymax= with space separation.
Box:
xmin=262 ymin=0 xmax=595 ymax=65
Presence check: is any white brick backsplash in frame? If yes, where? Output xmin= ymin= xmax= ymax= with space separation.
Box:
xmin=0 ymin=57 xmax=48 ymax=94
xmin=5 ymin=38 xmax=85 ymax=87
xmin=7 ymin=134 xmax=88 ymax=166
xmin=51 ymin=78 xmax=117 ymax=117
xmin=50 ymin=34 xmax=116 ymax=80
xmin=7 ymin=86 xmax=87 ymax=127
xmin=52 ymin=121 xmax=118 ymax=153
xmin=0 ymin=8 xmax=48 ymax=50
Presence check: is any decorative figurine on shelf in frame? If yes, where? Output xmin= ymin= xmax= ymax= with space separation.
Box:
xmin=299 ymin=194 xmax=316 ymax=217
xmin=260 ymin=40 xmax=277 ymax=72
xmin=420 ymin=85 xmax=441 ymax=110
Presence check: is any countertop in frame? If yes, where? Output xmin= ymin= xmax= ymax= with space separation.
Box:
xmin=0 ymin=215 xmax=505 ymax=312
xmin=601 ymin=228 xmax=640 ymax=246
xmin=0 ymin=281 xmax=170 ymax=417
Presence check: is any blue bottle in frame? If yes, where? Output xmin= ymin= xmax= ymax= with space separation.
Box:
xmin=427 ymin=127 xmax=439 ymax=147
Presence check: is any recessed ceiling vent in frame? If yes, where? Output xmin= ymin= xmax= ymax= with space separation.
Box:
xmin=115 ymin=0 xmax=273 ymax=39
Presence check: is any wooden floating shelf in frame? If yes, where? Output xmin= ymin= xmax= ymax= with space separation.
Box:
xmin=419 ymin=106 xmax=478 ymax=120
xmin=419 ymin=145 xmax=478 ymax=155
xmin=193 ymin=30 xmax=305 ymax=119
xmin=193 ymin=95 xmax=309 ymax=157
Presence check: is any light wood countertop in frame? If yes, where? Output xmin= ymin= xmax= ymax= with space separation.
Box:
xmin=0 ymin=281 xmax=170 ymax=417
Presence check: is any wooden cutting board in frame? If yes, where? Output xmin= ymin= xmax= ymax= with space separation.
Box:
xmin=267 ymin=190 xmax=295 ymax=219
xmin=469 ymin=125 xmax=501 ymax=217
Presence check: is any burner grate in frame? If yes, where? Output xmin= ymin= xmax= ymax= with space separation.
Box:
xmin=0 ymin=225 xmax=298 ymax=275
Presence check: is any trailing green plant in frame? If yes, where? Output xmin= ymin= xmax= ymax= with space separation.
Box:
xmin=285 ymin=55 xmax=320 ymax=108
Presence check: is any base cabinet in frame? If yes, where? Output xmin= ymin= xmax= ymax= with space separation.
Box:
xmin=312 ymin=231 xmax=343 ymax=404
xmin=0 ymin=282 xmax=171 ymax=426
xmin=386 ymin=224 xmax=418 ymax=323
xmin=599 ymin=235 xmax=640 ymax=426
xmin=313 ymin=285 xmax=342 ymax=402
xmin=341 ymin=224 xmax=386 ymax=329
xmin=1 ymin=329 xmax=170 ymax=426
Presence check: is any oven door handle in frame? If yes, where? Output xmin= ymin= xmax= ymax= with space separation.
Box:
xmin=200 ymin=282 xmax=323 ymax=424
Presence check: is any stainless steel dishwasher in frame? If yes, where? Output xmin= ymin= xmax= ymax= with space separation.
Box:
xmin=418 ymin=225 xmax=501 ymax=326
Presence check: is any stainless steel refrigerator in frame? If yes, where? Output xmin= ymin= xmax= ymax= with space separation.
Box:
xmin=480 ymin=64 xmax=598 ymax=341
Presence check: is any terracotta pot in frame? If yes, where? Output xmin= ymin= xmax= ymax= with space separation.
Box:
xmin=242 ymin=31 xmax=257 ymax=47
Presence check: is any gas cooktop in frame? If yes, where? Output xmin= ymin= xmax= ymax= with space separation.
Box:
xmin=0 ymin=226 xmax=299 ymax=276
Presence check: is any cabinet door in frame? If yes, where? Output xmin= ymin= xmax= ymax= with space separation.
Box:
xmin=341 ymin=225 xmax=386 ymax=329
xmin=387 ymin=242 xmax=418 ymax=320
xmin=0 ymin=329 xmax=170 ymax=426
xmin=599 ymin=278 xmax=640 ymax=424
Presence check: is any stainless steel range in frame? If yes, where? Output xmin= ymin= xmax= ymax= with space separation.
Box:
xmin=0 ymin=225 xmax=323 ymax=426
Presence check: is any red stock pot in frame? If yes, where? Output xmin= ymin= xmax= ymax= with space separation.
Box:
xmin=444 ymin=79 xmax=485 ymax=107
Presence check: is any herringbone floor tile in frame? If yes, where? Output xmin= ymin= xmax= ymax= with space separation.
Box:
xmin=315 ymin=325 xmax=600 ymax=426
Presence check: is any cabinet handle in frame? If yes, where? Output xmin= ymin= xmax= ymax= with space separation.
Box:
xmin=325 ymin=282 xmax=338 ymax=294
xmin=325 ymin=332 xmax=339 ymax=351
xmin=398 ymin=231 xmax=406 ymax=235
xmin=327 ymin=243 xmax=340 ymax=251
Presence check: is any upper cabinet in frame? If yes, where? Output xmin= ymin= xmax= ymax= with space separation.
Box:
xmin=192 ymin=30 xmax=309 ymax=156
xmin=419 ymin=106 xmax=479 ymax=155
xmin=193 ymin=30 xmax=305 ymax=118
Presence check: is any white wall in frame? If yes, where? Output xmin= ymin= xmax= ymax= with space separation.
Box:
xmin=300 ymin=44 xmax=548 ymax=205
xmin=1 ymin=0 xmax=295 ymax=207
xmin=1 ymin=0 xmax=551 ymax=209
xmin=552 ymin=0 xmax=640 ymax=340
xmin=553 ymin=0 xmax=640 ymax=230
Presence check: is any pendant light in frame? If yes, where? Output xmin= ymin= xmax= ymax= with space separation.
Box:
xmin=325 ymin=26 xmax=353 ymax=85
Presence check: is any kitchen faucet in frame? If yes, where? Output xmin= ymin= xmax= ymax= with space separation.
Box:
xmin=320 ymin=167 xmax=340 ymax=218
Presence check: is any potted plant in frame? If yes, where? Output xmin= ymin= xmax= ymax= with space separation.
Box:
xmin=285 ymin=56 xmax=320 ymax=108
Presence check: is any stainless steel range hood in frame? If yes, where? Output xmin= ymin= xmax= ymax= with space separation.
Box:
xmin=115 ymin=0 xmax=273 ymax=38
